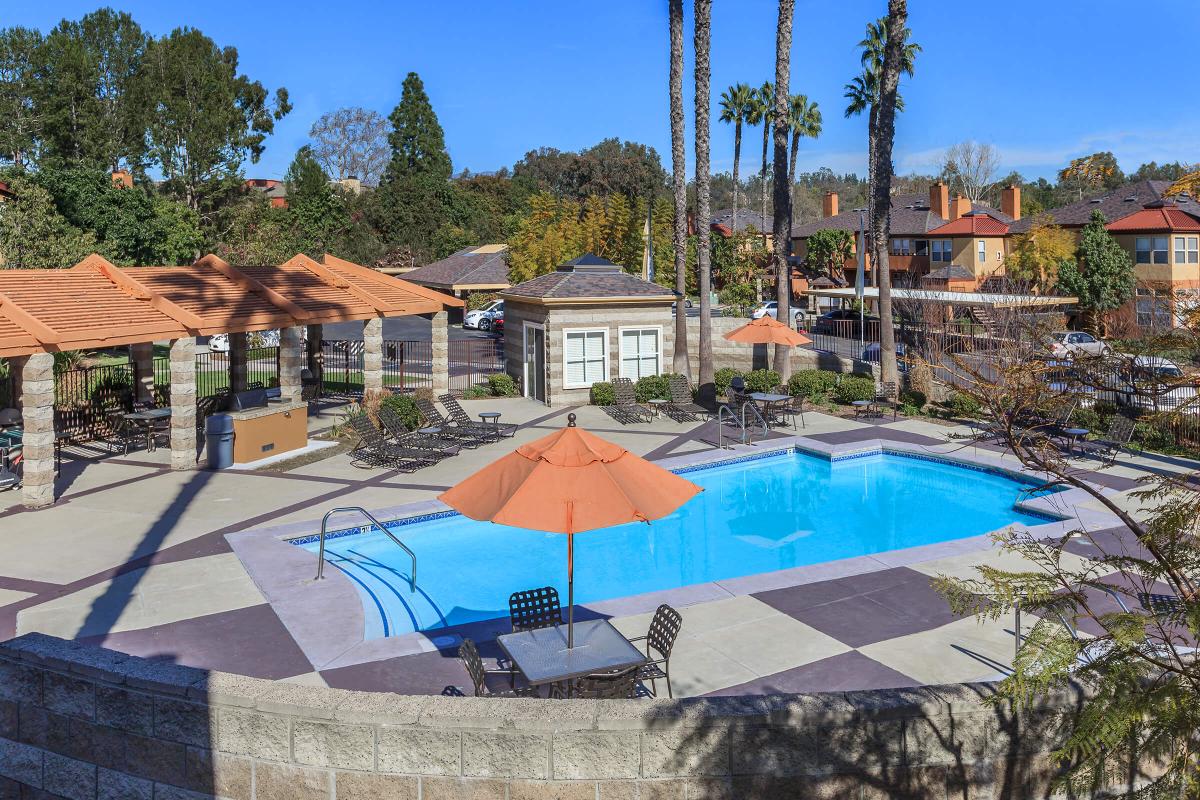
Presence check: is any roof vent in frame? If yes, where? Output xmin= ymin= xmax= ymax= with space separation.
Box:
xmin=1089 ymin=197 xmax=1103 ymax=203
xmin=1125 ymin=195 xmax=1138 ymax=202
xmin=556 ymin=252 xmax=623 ymax=273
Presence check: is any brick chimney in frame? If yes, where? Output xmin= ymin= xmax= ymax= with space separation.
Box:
xmin=1001 ymin=185 xmax=1021 ymax=221
xmin=929 ymin=182 xmax=949 ymax=220
xmin=111 ymin=170 xmax=132 ymax=189
xmin=950 ymin=194 xmax=971 ymax=221
xmin=822 ymin=191 xmax=839 ymax=218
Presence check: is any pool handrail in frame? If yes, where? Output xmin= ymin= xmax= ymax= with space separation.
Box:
xmin=314 ymin=506 xmax=417 ymax=593
xmin=741 ymin=401 xmax=768 ymax=444
xmin=715 ymin=404 xmax=740 ymax=449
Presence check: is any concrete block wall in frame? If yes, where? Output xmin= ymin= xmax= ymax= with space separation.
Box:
xmin=0 ymin=633 xmax=1132 ymax=800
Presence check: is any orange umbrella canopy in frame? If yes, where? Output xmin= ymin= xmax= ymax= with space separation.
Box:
xmin=438 ymin=418 xmax=702 ymax=534
xmin=723 ymin=315 xmax=811 ymax=346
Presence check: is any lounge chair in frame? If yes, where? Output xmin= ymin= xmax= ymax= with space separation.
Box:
xmin=346 ymin=413 xmax=437 ymax=472
xmin=458 ymin=638 xmax=539 ymax=698
xmin=661 ymin=375 xmax=710 ymax=423
xmin=439 ymin=394 xmax=517 ymax=440
xmin=509 ymin=586 xmax=563 ymax=633
xmin=1078 ymin=414 xmax=1136 ymax=465
xmin=377 ymin=406 xmax=460 ymax=459
xmin=628 ymin=604 xmax=682 ymax=698
xmin=605 ymin=377 xmax=653 ymax=425
xmin=413 ymin=398 xmax=486 ymax=448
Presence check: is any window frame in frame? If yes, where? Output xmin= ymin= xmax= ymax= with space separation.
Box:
xmin=1135 ymin=237 xmax=1151 ymax=264
xmin=618 ymin=325 xmax=663 ymax=381
xmin=977 ymin=239 xmax=986 ymax=263
xmin=562 ymin=327 xmax=609 ymax=390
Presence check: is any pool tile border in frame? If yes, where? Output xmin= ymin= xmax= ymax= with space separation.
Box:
xmin=225 ymin=432 xmax=1126 ymax=674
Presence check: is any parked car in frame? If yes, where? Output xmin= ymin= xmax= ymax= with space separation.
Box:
xmin=751 ymin=301 xmax=802 ymax=325
xmin=464 ymin=300 xmax=504 ymax=331
xmin=1043 ymin=359 xmax=1097 ymax=408
xmin=492 ymin=316 xmax=504 ymax=335
xmin=861 ymin=342 xmax=908 ymax=373
xmin=1112 ymin=356 xmax=1198 ymax=411
xmin=1048 ymin=330 xmax=1110 ymax=358
xmin=811 ymin=308 xmax=880 ymax=336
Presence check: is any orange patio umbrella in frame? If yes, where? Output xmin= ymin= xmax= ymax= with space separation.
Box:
xmin=437 ymin=413 xmax=702 ymax=647
xmin=723 ymin=314 xmax=812 ymax=346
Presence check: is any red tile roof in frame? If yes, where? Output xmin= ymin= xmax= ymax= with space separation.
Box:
xmin=1105 ymin=205 xmax=1200 ymax=232
xmin=925 ymin=213 xmax=1010 ymax=237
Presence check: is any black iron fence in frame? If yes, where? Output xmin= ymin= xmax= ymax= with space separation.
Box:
xmin=318 ymin=338 xmax=503 ymax=396
xmin=449 ymin=338 xmax=505 ymax=394
xmin=194 ymin=346 xmax=279 ymax=398
xmin=54 ymin=362 xmax=137 ymax=438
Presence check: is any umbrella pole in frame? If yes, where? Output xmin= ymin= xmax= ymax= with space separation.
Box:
xmin=567 ymin=501 xmax=574 ymax=649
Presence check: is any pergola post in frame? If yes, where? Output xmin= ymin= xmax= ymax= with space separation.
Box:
xmin=305 ymin=324 xmax=323 ymax=382
xmin=19 ymin=353 xmax=55 ymax=509
xmin=169 ymin=337 xmax=197 ymax=470
xmin=278 ymin=327 xmax=303 ymax=402
xmin=228 ymin=333 xmax=248 ymax=393
xmin=363 ymin=318 xmax=383 ymax=396
xmin=130 ymin=343 xmax=155 ymax=404
xmin=431 ymin=310 xmax=449 ymax=396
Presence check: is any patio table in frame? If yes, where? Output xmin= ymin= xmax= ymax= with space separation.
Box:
xmin=1062 ymin=427 xmax=1090 ymax=456
xmin=124 ymin=408 xmax=171 ymax=452
xmin=750 ymin=392 xmax=790 ymax=425
xmin=496 ymin=618 xmax=646 ymax=688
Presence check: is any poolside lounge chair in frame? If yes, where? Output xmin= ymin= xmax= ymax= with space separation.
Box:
xmin=458 ymin=638 xmax=539 ymax=698
xmin=1078 ymin=414 xmax=1136 ymax=465
xmin=509 ymin=586 xmax=563 ymax=632
xmin=628 ymin=603 xmax=682 ymax=698
xmin=439 ymin=394 xmax=517 ymax=440
xmin=412 ymin=398 xmax=486 ymax=448
xmin=550 ymin=666 xmax=640 ymax=699
xmin=377 ymin=406 xmax=460 ymax=460
xmin=605 ymin=378 xmax=653 ymax=425
xmin=346 ymin=413 xmax=437 ymax=472
xmin=661 ymin=375 xmax=710 ymax=423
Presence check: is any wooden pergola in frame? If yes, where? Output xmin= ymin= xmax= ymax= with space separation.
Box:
xmin=0 ymin=253 xmax=462 ymax=508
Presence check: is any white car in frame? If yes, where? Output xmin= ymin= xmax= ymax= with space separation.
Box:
xmin=1048 ymin=331 xmax=1110 ymax=358
xmin=205 ymin=329 xmax=283 ymax=353
xmin=1113 ymin=356 xmax=1198 ymax=411
xmin=751 ymin=301 xmax=803 ymax=325
xmin=464 ymin=300 xmax=504 ymax=332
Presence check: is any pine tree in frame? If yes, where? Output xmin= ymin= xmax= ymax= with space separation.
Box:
xmin=1055 ymin=210 xmax=1136 ymax=334
xmin=382 ymin=72 xmax=451 ymax=184
xmin=284 ymin=145 xmax=330 ymax=202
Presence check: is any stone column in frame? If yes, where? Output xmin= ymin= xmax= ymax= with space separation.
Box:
xmin=305 ymin=324 xmax=323 ymax=383
xmin=130 ymin=343 xmax=155 ymax=404
xmin=431 ymin=310 xmax=449 ymax=397
xmin=169 ymin=338 xmax=197 ymax=470
xmin=228 ymin=333 xmax=248 ymax=393
xmin=363 ymin=318 xmax=383 ymax=396
xmin=19 ymin=353 xmax=55 ymax=509
xmin=278 ymin=327 xmax=304 ymax=403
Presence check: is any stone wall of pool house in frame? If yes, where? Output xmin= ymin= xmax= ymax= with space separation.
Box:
xmin=0 ymin=632 xmax=1153 ymax=799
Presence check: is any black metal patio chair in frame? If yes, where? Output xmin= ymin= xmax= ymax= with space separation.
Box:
xmin=550 ymin=666 xmax=640 ymax=699
xmin=413 ymin=397 xmax=486 ymax=448
xmin=605 ymin=377 xmax=652 ymax=425
xmin=509 ymin=586 xmax=563 ymax=633
xmin=377 ymin=406 xmax=460 ymax=459
xmin=628 ymin=603 xmax=682 ymax=698
xmin=457 ymin=638 xmax=539 ymax=698
xmin=1078 ymin=414 xmax=1136 ymax=466
xmin=661 ymin=375 xmax=710 ymax=423
xmin=345 ymin=412 xmax=437 ymax=472
xmin=439 ymin=394 xmax=517 ymax=440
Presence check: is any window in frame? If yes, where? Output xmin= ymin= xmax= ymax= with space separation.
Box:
xmin=563 ymin=329 xmax=607 ymax=388
xmin=914 ymin=239 xmax=928 ymax=256
xmin=931 ymin=240 xmax=952 ymax=263
xmin=1138 ymin=236 xmax=1169 ymax=264
xmin=1136 ymin=237 xmax=1150 ymax=264
xmin=1135 ymin=287 xmax=1173 ymax=329
xmin=977 ymin=240 xmax=986 ymax=262
xmin=619 ymin=328 xmax=661 ymax=380
xmin=1175 ymin=236 xmax=1199 ymax=264
xmin=890 ymin=239 xmax=911 ymax=256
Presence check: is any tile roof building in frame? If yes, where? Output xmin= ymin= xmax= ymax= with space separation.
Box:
xmin=402 ymin=245 xmax=511 ymax=296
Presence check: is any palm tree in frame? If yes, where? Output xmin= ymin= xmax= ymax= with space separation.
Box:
xmin=770 ymin=0 xmax=794 ymax=379
xmin=746 ymin=81 xmax=773 ymax=234
xmin=718 ymin=83 xmax=753 ymax=237
xmin=786 ymin=93 xmax=822 ymax=223
xmin=870 ymin=0 xmax=912 ymax=388
xmin=668 ymin=0 xmax=690 ymax=378
xmin=694 ymin=0 xmax=714 ymax=391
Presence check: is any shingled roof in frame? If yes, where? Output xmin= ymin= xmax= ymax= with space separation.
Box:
xmin=791 ymin=193 xmax=1011 ymax=238
xmin=403 ymin=245 xmax=511 ymax=290
xmin=502 ymin=254 xmax=674 ymax=303
xmin=1009 ymin=179 xmax=1200 ymax=233
xmin=710 ymin=209 xmax=773 ymax=235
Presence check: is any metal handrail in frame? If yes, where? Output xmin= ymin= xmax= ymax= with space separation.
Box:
xmin=715 ymin=404 xmax=741 ymax=449
xmin=314 ymin=506 xmax=416 ymax=593
xmin=741 ymin=401 xmax=768 ymax=445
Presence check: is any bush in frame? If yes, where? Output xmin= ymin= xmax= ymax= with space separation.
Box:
xmin=714 ymin=367 xmax=742 ymax=397
xmin=833 ymin=375 xmax=876 ymax=404
xmin=1070 ymin=406 xmax=1101 ymax=433
xmin=379 ymin=393 xmax=420 ymax=431
xmin=899 ymin=403 xmax=922 ymax=416
xmin=744 ymin=369 xmax=781 ymax=393
xmin=946 ymin=392 xmax=982 ymax=418
xmin=486 ymin=373 xmax=517 ymax=397
xmin=899 ymin=389 xmax=927 ymax=409
xmin=788 ymin=369 xmax=838 ymax=399
xmin=591 ymin=382 xmax=615 ymax=406
xmin=461 ymin=385 xmax=491 ymax=399
xmin=634 ymin=374 xmax=672 ymax=403
xmin=1134 ymin=420 xmax=1174 ymax=451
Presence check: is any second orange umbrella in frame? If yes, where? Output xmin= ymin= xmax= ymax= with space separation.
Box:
xmin=723 ymin=314 xmax=812 ymax=346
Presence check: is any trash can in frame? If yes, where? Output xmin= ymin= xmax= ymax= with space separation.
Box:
xmin=205 ymin=414 xmax=234 ymax=470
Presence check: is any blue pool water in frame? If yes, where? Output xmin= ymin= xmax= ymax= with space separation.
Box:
xmin=296 ymin=450 xmax=1057 ymax=639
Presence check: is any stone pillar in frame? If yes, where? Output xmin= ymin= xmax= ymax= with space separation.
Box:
xmin=431 ymin=310 xmax=449 ymax=397
xmin=130 ymin=343 xmax=155 ymax=404
xmin=278 ymin=327 xmax=304 ymax=403
xmin=363 ymin=318 xmax=383 ymax=396
xmin=228 ymin=333 xmax=248 ymax=393
xmin=19 ymin=353 xmax=55 ymax=509
xmin=305 ymin=324 xmax=323 ymax=382
xmin=169 ymin=338 xmax=197 ymax=470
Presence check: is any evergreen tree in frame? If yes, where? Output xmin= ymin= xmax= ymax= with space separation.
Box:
xmin=284 ymin=145 xmax=330 ymax=202
xmin=0 ymin=26 xmax=43 ymax=167
xmin=1054 ymin=210 xmax=1136 ymax=335
xmin=382 ymin=72 xmax=451 ymax=183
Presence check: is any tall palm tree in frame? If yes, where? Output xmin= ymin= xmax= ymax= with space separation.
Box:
xmin=786 ymin=93 xmax=822 ymax=223
xmin=668 ymin=0 xmax=690 ymax=378
xmin=694 ymin=0 xmax=714 ymax=391
xmin=746 ymin=81 xmax=773 ymax=234
xmin=870 ymin=0 xmax=911 ymax=388
xmin=770 ymin=0 xmax=794 ymax=379
xmin=718 ymin=83 xmax=753 ymax=237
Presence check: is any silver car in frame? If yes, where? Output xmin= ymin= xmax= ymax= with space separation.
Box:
xmin=1048 ymin=330 xmax=1110 ymax=358
xmin=1113 ymin=356 xmax=1198 ymax=411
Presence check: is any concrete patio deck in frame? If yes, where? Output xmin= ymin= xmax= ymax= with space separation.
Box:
xmin=0 ymin=397 xmax=1191 ymax=698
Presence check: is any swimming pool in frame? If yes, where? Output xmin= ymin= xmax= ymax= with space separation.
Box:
xmin=295 ymin=449 xmax=1058 ymax=639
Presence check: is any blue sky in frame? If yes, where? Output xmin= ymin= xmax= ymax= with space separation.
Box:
xmin=12 ymin=1 xmax=1200 ymax=182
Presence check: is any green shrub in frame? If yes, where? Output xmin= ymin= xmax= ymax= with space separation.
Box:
xmin=461 ymin=385 xmax=491 ymax=399
xmin=1070 ymin=407 xmax=1101 ymax=433
xmin=591 ymin=382 xmax=615 ymax=406
xmin=899 ymin=389 xmax=927 ymax=409
xmin=833 ymin=375 xmax=876 ymax=404
xmin=486 ymin=373 xmax=517 ymax=397
xmin=634 ymin=374 xmax=672 ymax=402
xmin=788 ymin=369 xmax=838 ymax=399
xmin=380 ymin=393 xmax=421 ymax=430
xmin=899 ymin=403 xmax=921 ymax=416
xmin=946 ymin=392 xmax=982 ymax=418
xmin=714 ymin=367 xmax=742 ymax=397
xmin=1134 ymin=420 xmax=1174 ymax=451
xmin=744 ymin=369 xmax=781 ymax=393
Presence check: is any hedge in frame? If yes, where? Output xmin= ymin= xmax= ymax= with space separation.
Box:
xmin=788 ymin=369 xmax=838 ymax=399
xmin=833 ymin=375 xmax=876 ymax=404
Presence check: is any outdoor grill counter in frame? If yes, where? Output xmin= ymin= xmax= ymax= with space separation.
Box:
xmin=226 ymin=389 xmax=306 ymax=464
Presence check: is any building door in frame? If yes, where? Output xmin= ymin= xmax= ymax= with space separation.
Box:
xmin=523 ymin=323 xmax=546 ymax=403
